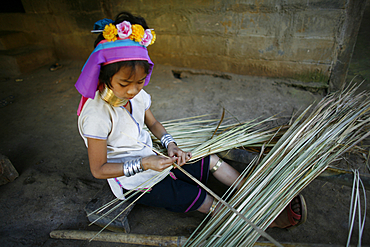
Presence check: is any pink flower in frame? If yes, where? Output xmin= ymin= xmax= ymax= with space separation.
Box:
xmin=116 ymin=21 xmax=132 ymax=39
xmin=140 ymin=29 xmax=153 ymax=47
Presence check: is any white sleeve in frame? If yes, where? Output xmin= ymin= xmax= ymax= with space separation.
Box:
xmin=79 ymin=105 xmax=112 ymax=140
xmin=141 ymin=90 xmax=152 ymax=111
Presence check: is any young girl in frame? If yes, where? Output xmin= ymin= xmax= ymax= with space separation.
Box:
xmin=75 ymin=12 xmax=306 ymax=227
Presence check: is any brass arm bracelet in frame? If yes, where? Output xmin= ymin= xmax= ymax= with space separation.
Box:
xmin=210 ymin=158 xmax=223 ymax=174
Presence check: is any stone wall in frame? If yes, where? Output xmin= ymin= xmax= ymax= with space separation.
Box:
xmin=144 ymin=0 xmax=347 ymax=82
xmin=0 ymin=0 xmax=364 ymax=85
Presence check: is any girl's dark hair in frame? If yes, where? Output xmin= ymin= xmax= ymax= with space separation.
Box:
xmin=99 ymin=60 xmax=150 ymax=89
xmin=95 ymin=12 xmax=150 ymax=89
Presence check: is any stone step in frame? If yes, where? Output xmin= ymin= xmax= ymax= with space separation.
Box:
xmin=85 ymin=183 xmax=135 ymax=233
xmin=0 ymin=45 xmax=56 ymax=77
xmin=0 ymin=31 xmax=30 ymax=51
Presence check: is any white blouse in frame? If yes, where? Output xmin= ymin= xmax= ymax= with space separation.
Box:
xmin=78 ymin=89 xmax=166 ymax=198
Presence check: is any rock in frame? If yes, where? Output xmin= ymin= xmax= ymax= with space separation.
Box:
xmin=0 ymin=154 xmax=19 ymax=185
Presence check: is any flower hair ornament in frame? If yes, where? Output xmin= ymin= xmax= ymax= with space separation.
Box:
xmin=92 ymin=19 xmax=156 ymax=47
xmin=74 ymin=18 xmax=155 ymax=115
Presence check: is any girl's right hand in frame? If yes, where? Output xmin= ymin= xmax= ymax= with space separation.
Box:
xmin=141 ymin=155 xmax=177 ymax=172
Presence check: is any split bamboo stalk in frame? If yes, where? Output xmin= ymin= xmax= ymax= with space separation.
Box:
xmin=91 ymin=83 xmax=369 ymax=246
xmin=90 ymin=115 xmax=284 ymax=244
xmin=184 ymin=83 xmax=370 ymax=246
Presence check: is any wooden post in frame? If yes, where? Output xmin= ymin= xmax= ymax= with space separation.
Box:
xmin=50 ymin=230 xmax=344 ymax=247
xmin=50 ymin=230 xmax=187 ymax=246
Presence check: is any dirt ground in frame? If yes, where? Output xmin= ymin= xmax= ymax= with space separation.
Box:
xmin=1 ymin=11 xmax=370 ymax=247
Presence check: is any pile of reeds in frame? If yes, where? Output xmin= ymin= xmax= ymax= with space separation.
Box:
xmin=184 ymin=84 xmax=370 ymax=246
xmin=90 ymin=84 xmax=369 ymax=245
xmin=151 ymin=114 xmax=286 ymax=160
xmin=88 ymin=114 xmax=285 ymax=241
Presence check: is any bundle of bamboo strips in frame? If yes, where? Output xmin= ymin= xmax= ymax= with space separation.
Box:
xmin=150 ymin=114 xmax=286 ymax=158
xmin=347 ymin=169 xmax=366 ymax=246
xmin=90 ymin=84 xmax=369 ymax=246
xmin=184 ymin=84 xmax=370 ymax=246
xmin=87 ymin=114 xmax=284 ymax=241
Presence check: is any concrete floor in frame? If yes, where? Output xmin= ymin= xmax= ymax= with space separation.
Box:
xmin=0 ymin=7 xmax=370 ymax=247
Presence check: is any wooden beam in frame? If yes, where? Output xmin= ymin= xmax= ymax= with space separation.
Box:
xmin=50 ymin=230 xmax=344 ymax=247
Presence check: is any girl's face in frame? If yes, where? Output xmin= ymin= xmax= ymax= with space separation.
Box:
xmin=110 ymin=65 xmax=147 ymax=100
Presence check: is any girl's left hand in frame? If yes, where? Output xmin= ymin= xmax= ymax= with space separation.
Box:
xmin=167 ymin=142 xmax=192 ymax=166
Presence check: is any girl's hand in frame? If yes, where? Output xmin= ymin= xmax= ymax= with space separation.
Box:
xmin=167 ymin=143 xmax=192 ymax=166
xmin=141 ymin=155 xmax=177 ymax=172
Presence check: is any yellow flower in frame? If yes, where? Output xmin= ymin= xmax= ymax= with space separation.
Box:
xmin=149 ymin=30 xmax=156 ymax=46
xmin=129 ymin=24 xmax=145 ymax=42
xmin=103 ymin=23 xmax=118 ymax=42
